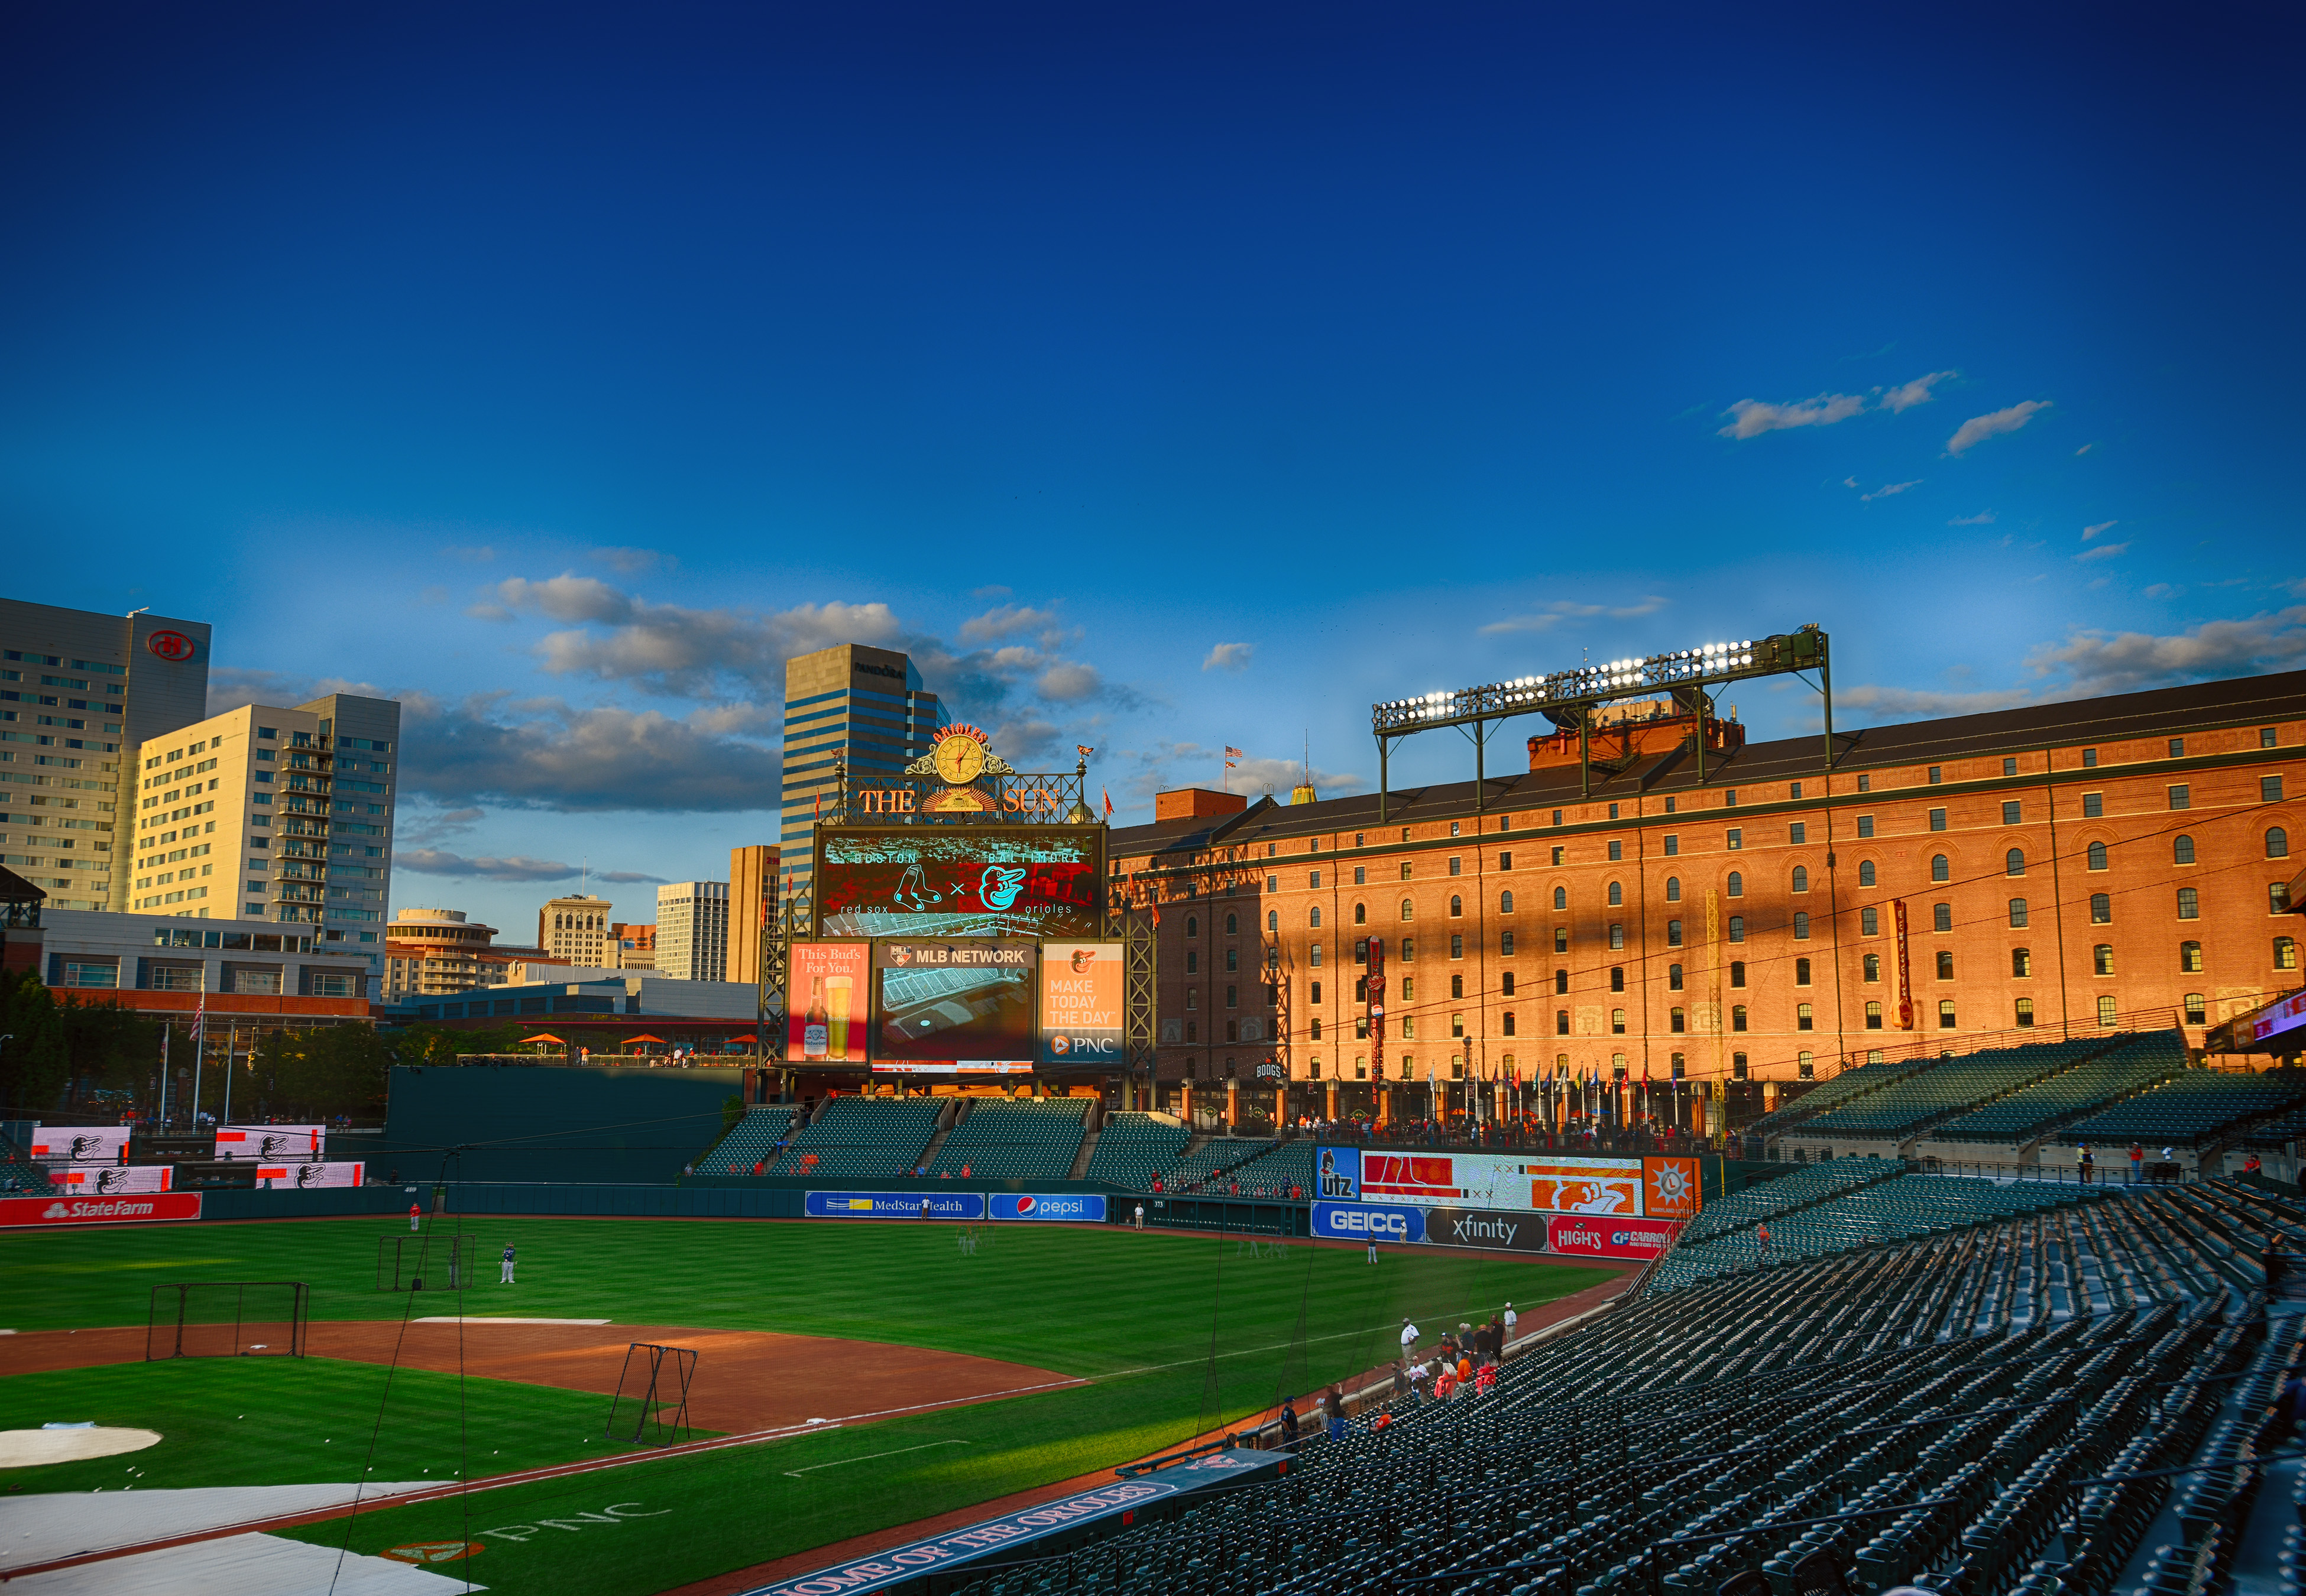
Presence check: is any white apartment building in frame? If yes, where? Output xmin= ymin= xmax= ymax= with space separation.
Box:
xmin=0 ymin=598 xmax=213 ymax=911
xmin=539 ymin=894 xmax=614 ymax=965
xmin=655 ymin=880 xmax=728 ymax=981
xmin=127 ymin=695 xmax=400 ymax=973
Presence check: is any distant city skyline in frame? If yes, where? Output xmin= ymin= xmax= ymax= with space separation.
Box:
xmin=3 ymin=3 xmax=2299 ymax=937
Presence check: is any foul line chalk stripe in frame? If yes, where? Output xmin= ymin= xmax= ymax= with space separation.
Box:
xmin=783 ymin=1439 xmax=968 ymax=1477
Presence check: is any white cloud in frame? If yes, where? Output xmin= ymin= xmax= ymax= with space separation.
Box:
xmin=1878 ymin=371 xmax=1957 ymax=413
xmin=400 ymin=695 xmax=785 ymax=813
xmin=1946 ymin=400 xmax=2052 ymax=456
xmin=2076 ymin=443 xmax=2096 ymax=456
xmin=397 ymin=849 xmax=670 ymax=884
xmin=1717 ymin=392 xmax=1868 ymax=439
xmin=1035 ymin=662 xmax=1104 ymax=702
xmin=960 ymin=604 xmax=1064 ymax=644
xmin=2073 ymin=542 xmax=2130 ymax=563
xmin=2082 ymin=520 xmax=2119 ymax=540
xmin=589 ymin=546 xmax=670 ymax=575
xmin=1480 ymin=594 xmax=1668 ymax=635
xmin=1833 ymin=683 xmax=2038 ymax=717
xmin=1118 ymin=740 xmax=1365 ymax=806
xmin=2144 ymin=583 xmax=2182 ymax=600
xmin=1202 ymin=642 xmax=1255 ymax=672
xmin=1948 ymin=511 xmax=1996 ymax=526
xmin=1860 ymin=479 xmax=1923 ymax=501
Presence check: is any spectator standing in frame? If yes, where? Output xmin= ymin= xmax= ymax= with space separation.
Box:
xmin=2129 ymin=1143 xmax=2145 ymax=1185
xmin=1503 ymin=1302 xmax=1518 ymax=1342
xmin=1280 ymin=1398 xmax=1300 ymax=1446
xmin=1757 ymin=1221 xmax=1771 ymax=1254
xmin=500 ymin=1243 xmax=516 ymax=1284
xmin=1134 ymin=1202 xmax=1145 ymax=1229
xmin=1401 ymin=1318 xmax=1420 ymax=1357
xmin=408 ymin=1202 xmax=421 ymax=1233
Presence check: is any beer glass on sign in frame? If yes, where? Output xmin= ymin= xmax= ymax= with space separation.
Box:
xmin=827 ymin=977 xmax=854 ymax=1060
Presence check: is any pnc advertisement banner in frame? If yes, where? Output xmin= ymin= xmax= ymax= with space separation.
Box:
xmin=1546 ymin=1214 xmax=1683 ymax=1260
xmin=1311 ymin=1199 xmax=1426 ymax=1245
xmin=790 ymin=942 xmax=870 ymax=1066
xmin=217 ymin=1125 xmax=326 ymax=1161
xmin=53 ymin=1164 xmax=173 ymax=1193
xmin=0 ymin=1192 xmax=202 ymax=1228
xmin=25 ymin=1126 xmax=130 ymax=1164
xmin=805 ymin=1190 xmax=987 ymax=1220
xmin=989 ymin=1193 xmax=1107 ymax=1222
xmin=1037 ymin=942 xmax=1123 ymax=1069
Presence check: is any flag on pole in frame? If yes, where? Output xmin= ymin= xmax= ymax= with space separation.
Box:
xmin=1101 ymin=786 xmax=1113 ymax=819
xmin=190 ymin=967 xmax=206 ymax=1049
xmin=1224 ymin=745 xmax=1242 ymax=767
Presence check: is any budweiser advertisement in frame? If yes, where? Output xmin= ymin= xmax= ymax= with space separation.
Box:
xmin=0 ymin=1192 xmax=202 ymax=1228
xmin=1358 ymin=1150 xmax=1703 ymax=1219
xmin=254 ymin=1161 xmax=366 ymax=1189
xmin=26 ymin=1125 xmax=130 ymax=1164
xmin=53 ymin=1164 xmax=173 ymax=1193
xmin=216 ymin=1124 xmax=327 ymax=1161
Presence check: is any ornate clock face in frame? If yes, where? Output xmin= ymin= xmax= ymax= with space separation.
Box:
xmin=932 ymin=732 xmax=987 ymax=786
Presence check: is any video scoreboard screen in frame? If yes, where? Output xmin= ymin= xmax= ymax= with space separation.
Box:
xmin=814 ymin=825 xmax=1104 ymax=940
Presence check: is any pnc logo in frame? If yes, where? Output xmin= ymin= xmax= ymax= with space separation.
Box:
xmin=145 ymin=630 xmax=196 ymax=663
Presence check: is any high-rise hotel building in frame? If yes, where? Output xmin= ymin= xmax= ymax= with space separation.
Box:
xmin=0 ymin=598 xmax=212 ymax=911
xmin=127 ymin=694 xmax=400 ymax=972
xmin=779 ymin=644 xmax=942 ymax=907
xmin=655 ymin=880 xmax=728 ymax=980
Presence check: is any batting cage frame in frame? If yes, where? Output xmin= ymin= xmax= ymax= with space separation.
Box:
xmin=376 ymin=1233 xmax=481 ymax=1292
xmin=605 ymin=1341 xmax=697 ymax=1447
xmin=147 ymin=1282 xmax=310 ymax=1360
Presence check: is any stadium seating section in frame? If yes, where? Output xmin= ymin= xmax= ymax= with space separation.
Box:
xmin=1082 ymin=1112 xmax=1190 ymax=1187
xmin=925 ymin=1097 xmax=1091 ymax=1180
xmin=2058 ymin=1067 xmax=2306 ymax=1150
xmin=1744 ymin=1055 xmax=1928 ymax=1139
xmin=762 ymin=1097 xmax=943 ymax=1178
xmin=1793 ymin=1039 xmax=2103 ymax=1140
xmin=949 ymin=1173 xmax=2306 ymax=1596
xmin=695 ymin=1106 xmax=796 ymax=1176
xmin=1158 ymin=1137 xmax=1278 ymax=1192
xmin=1675 ymin=1156 xmax=1906 ymax=1247
xmin=1223 ymin=1138 xmax=1322 ymax=1198
xmin=1928 ymin=1034 xmax=2184 ymax=1145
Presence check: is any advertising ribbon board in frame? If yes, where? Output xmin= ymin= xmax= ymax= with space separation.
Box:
xmin=1421 ymin=1205 xmax=1550 ymax=1254
xmin=1546 ymin=1215 xmax=1683 ymax=1260
xmin=989 ymin=1193 xmax=1107 ymax=1222
xmin=872 ymin=940 xmax=1037 ymax=1071
xmin=1359 ymin=1150 xmax=1666 ymax=1215
xmin=25 ymin=1126 xmax=130 ymax=1165
xmin=744 ymin=1453 xmax=1280 ymax=1596
xmin=1037 ymin=941 xmax=1124 ymax=1069
xmin=1311 ymin=1199 xmax=1425 ymax=1245
xmin=53 ymin=1164 xmax=173 ymax=1193
xmin=789 ymin=942 xmax=870 ymax=1066
xmin=253 ymin=1161 xmax=367 ymax=1189
xmin=217 ymin=1125 xmax=327 ymax=1161
xmin=805 ymin=1190 xmax=987 ymax=1219
xmin=0 ymin=1192 xmax=202 ymax=1228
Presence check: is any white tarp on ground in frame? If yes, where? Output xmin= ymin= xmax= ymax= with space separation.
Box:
xmin=7 ymin=1530 xmax=484 ymax=1595
xmin=0 ymin=1483 xmax=434 ymax=1572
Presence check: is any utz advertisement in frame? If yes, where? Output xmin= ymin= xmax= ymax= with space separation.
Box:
xmin=0 ymin=1192 xmax=202 ymax=1228
xmin=254 ymin=1161 xmax=366 ymax=1189
xmin=815 ymin=826 xmax=1104 ymax=940
xmin=1038 ymin=941 xmax=1123 ymax=1069
xmin=1547 ymin=1214 xmax=1683 ymax=1260
xmin=990 ymin=1193 xmax=1107 ymax=1222
xmin=53 ymin=1164 xmax=173 ymax=1193
xmin=217 ymin=1124 xmax=326 ymax=1161
xmin=1312 ymin=1199 xmax=1424 ymax=1245
xmin=26 ymin=1125 xmax=130 ymax=1165
xmin=806 ymin=1190 xmax=987 ymax=1219
xmin=873 ymin=940 xmax=1037 ymax=1069
xmin=1314 ymin=1145 xmax=1362 ymax=1202
xmin=791 ymin=942 xmax=870 ymax=1065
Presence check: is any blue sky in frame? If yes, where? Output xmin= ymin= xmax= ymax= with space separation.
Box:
xmin=3 ymin=2 xmax=2301 ymax=936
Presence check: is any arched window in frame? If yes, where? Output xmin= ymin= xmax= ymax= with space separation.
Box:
xmin=1731 ymin=1005 xmax=1747 ymax=1033
xmin=2271 ymin=827 xmax=2291 ymax=859
xmin=2009 ymin=898 xmax=2028 ymax=928
xmin=2179 ymin=940 xmax=2202 ymax=974
xmin=1931 ymin=854 xmax=1949 ymax=883
xmin=1727 ymin=915 xmax=1745 ymax=943
xmin=1552 ymin=885 xmax=1567 ymax=910
xmin=2173 ymin=835 xmax=2195 ymax=865
xmin=1501 ymin=1011 xmax=1515 ymax=1036
xmin=1353 ymin=902 xmax=1366 ymax=924
xmin=2012 ymin=948 xmax=2032 ymax=977
xmin=1607 ymin=881 xmax=1623 ymax=906
xmin=1670 ymin=1007 xmax=1686 ymax=1033
xmin=2005 ymin=849 xmax=2025 ymax=877
xmin=1793 ymin=911 xmax=1811 ymax=939
xmin=2094 ymin=943 xmax=2114 ymax=976
xmin=2276 ymin=936 xmax=2297 ymax=970
xmin=1400 ymin=898 xmax=1414 ymax=922
xmin=1666 ymin=919 xmax=1683 ymax=946
xmin=1266 ymin=910 xmax=1277 ymax=933
xmin=1791 ymin=865 xmax=1809 ymax=893
xmin=1499 ymin=890 xmax=1514 ymax=913
xmin=2090 ymin=893 xmax=2111 ymax=923
xmin=1186 ymin=916 xmax=1199 ymax=937
xmin=1865 ymin=1001 xmax=1883 ymax=1030
xmin=1938 ymin=998 xmax=1957 ymax=1030
xmin=1309 ymin=907 xmax=1322 ymax=927
xmin=1933 ymin=903 xmax=1952 ymax=932
xmin=2087 ymin=841 xmax=2109 ymax=871
xmin=1726 ymin=871 xmax=1743 ymax=898
xmin=2177 ymin=887 xmax=2200 ymax=919
xmin=1664 ymin=876 xmax=1680 ymax=901
xmin=2184 ymin=992 xmax=2207 ymax=1026
xmin=1858 ymin=859 xmax=1876 ymax=887
xmin=1225 ymin=913 xmax=1238 ymax=935
xmin=1449 ymin=895 xmax=1462 ymax=918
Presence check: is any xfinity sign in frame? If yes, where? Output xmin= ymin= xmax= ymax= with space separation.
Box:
xmin=1312 ymin=1201 xmax=1425 ymax=1245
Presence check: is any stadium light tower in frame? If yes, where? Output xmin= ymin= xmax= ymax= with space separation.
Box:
xmin=1369 ymin=625 xmax=1834 ymax=820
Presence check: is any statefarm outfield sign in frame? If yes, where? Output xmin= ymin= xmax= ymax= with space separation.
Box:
xmin=744 ymin=1451 xmax=1278 ymax=1596
xmin=0 ymin=1192 xmax=202 ymax=1228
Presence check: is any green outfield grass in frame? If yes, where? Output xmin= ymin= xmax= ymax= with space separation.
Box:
xmin=3 ymin=1217 xmax=1614 ymax=1594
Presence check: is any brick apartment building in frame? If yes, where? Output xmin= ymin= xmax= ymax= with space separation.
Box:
xmin=1106 ymin=671 xmax=2304 ymax=1127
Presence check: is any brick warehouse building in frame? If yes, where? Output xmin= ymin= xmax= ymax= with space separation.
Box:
xmin=1106 ymin=670 xmax=2304 ymax=1132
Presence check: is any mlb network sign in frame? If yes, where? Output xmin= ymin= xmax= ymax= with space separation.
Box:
xmin=990 ymin=1193 xmax=1107 ymax=1222
xmin=0 ymin=1192 xmax=203 ymax=1228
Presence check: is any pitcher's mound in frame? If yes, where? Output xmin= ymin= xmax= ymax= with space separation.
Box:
xmin=0 ymin=1426 xmax=162 ymax=1467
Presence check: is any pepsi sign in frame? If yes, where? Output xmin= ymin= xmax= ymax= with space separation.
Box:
xmin=991 ymin=1193 xmax=1107 ymax=1222
xmin=1311 ymin=1201 xmax=1425 ymax=1244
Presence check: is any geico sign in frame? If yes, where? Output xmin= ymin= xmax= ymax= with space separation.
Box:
xmin=1311 ymin=1201 xmax=1423 ymax=1244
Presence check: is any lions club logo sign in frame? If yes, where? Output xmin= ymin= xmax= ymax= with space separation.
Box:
xmin=145 ymin=630 xmax=196 ymax=663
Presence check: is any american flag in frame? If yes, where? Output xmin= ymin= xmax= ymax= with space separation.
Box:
xmin=1224 ymin=745 xmax=1242 ymax=768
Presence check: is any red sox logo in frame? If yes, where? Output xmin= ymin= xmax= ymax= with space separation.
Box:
xmin=146 ymin=630 xmax=196 ymax=663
